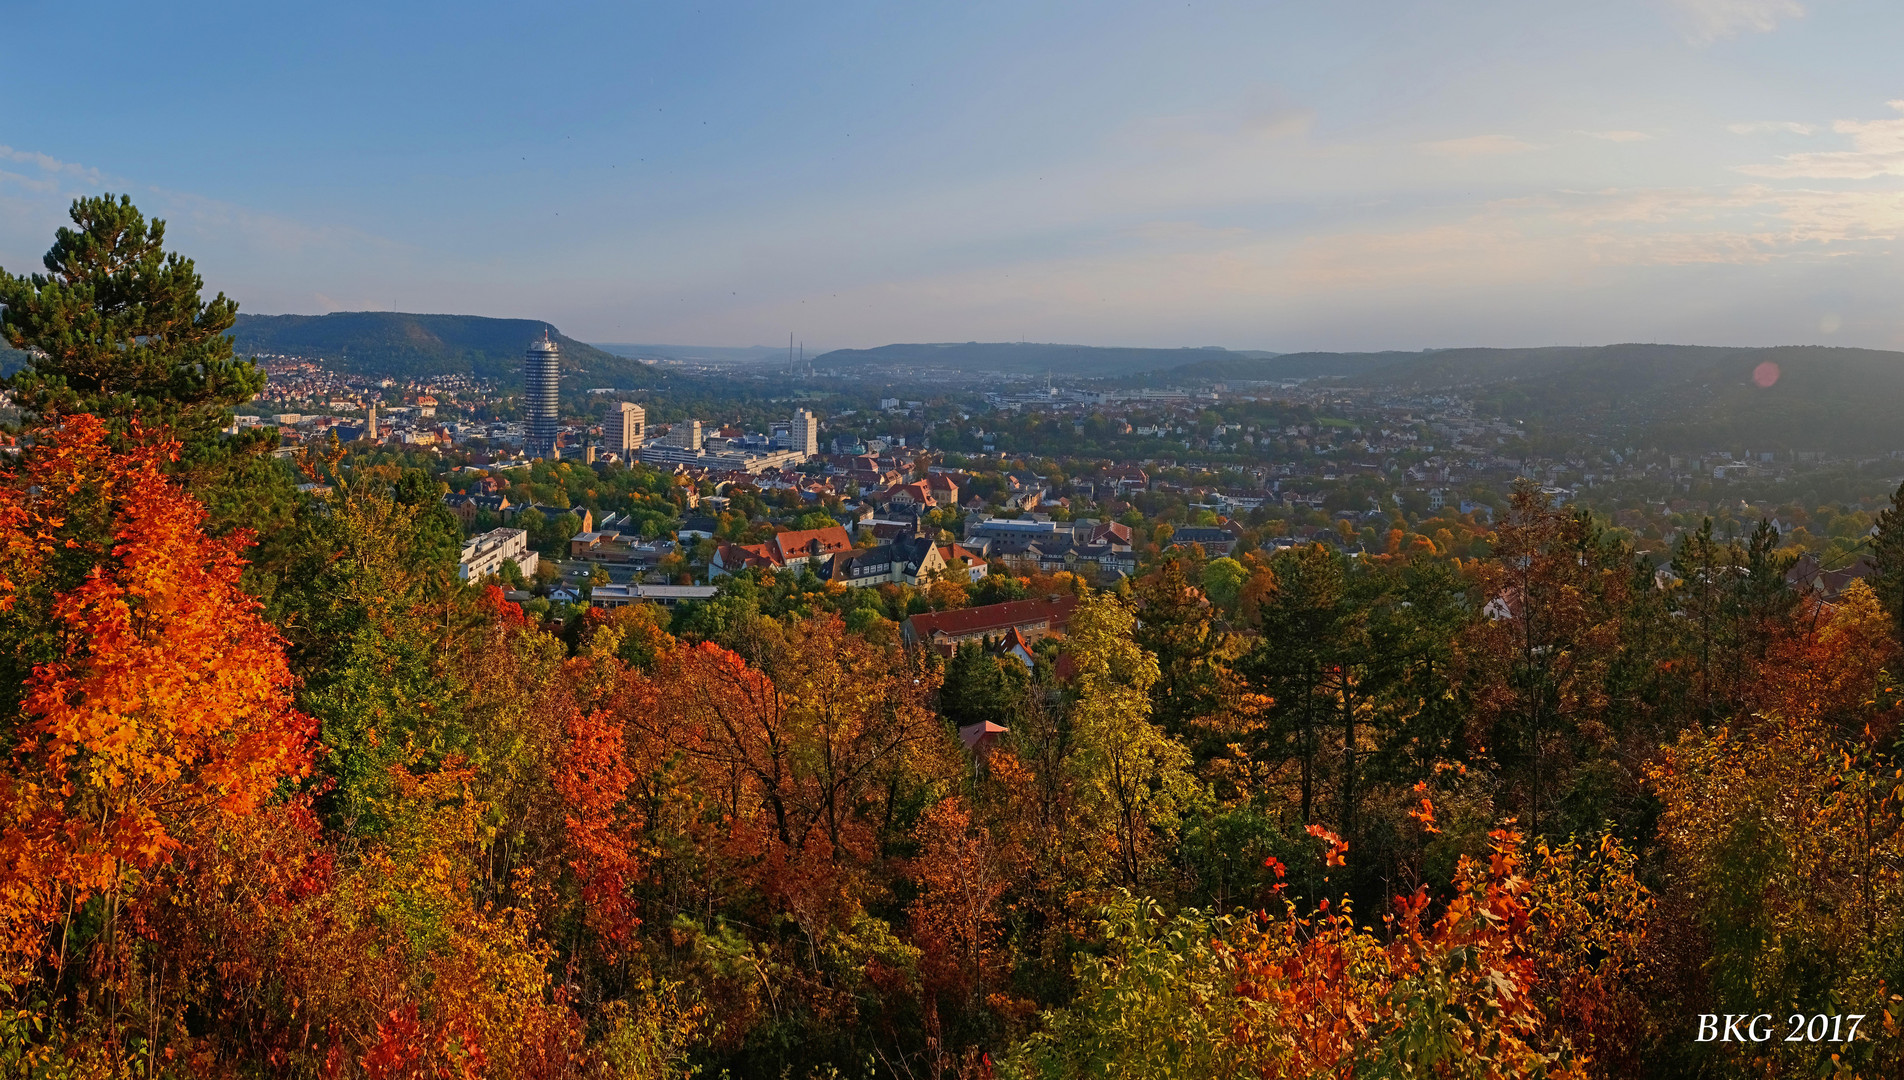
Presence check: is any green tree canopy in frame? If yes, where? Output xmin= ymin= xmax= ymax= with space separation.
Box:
xmin=1199 ymin=556 xmax=1249 ymax=614
xmin=0 ymin=194 xmax=267 ymax=454
xmin=941 ymin=639 xmax=1028 ymax=731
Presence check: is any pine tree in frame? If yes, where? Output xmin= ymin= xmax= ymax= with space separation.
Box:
xmin=942 ymin=638 xmax=1027 ymax=731
xmin=0 ymin=193 xmax=267 ymax=455
xmin=1872 ymin=479 xmax=1904 ymax=644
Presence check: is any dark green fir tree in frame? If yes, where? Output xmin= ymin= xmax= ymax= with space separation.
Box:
xmin=1872 ymin=480 xmax=1904 ymax=644
xmin=0 ymin=194 xmax=297 ymax=538
xmin=0 ymin=194 xmax=267 ymax=450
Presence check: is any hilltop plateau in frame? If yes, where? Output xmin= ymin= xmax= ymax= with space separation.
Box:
xmin=230 ymin=311 xmax=656 ymax=386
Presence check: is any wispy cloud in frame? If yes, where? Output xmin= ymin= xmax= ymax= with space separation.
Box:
xmin=1727 ymin=120 xmax=1816 ymax=135
xmin=1539 ymin=185 xmax=1904 ymax=263
xmin=0 ymin=145 xmax=384 ymax=259
xmin=0 ymin=169 xmax=64 ymax=195
xmin=1670 ymin=0 xmax=1805 ymax=44
xmin=752 ymin=178 xmax=1904 ymax=347
xmin=0 ymin=145 xmax=106 ymax=186
xmin=0 ymin=143 xmax=403 ymax=318
xmin=0 ymin=146 xmax=119 ymax=269
xmin=1420 ymin=134 xmax=1541 ymax=157
xmin=1584 ymin=130 xmax=1656 ymax=142
xmin=1736 ymin=100 xmax=1904 ymax=179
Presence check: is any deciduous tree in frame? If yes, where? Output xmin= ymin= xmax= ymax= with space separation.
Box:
xmin=0 ymin=416 xmax=313 ymax=976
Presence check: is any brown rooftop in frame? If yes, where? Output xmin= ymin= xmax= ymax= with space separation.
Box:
xmin=904 ymin=594 xmax=1079 ymax=646
xmin=768 ymin=524 xmax=853 ymax=562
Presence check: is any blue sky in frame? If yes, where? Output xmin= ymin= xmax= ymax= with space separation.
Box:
xmin=5 ymin=0 xmax=1904 ymax=351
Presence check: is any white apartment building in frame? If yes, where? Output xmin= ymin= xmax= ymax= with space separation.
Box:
xmin=458 ymin=527 xmax=539 ymax=581
xmin=790 ymin=408 xmax=818 ymax=456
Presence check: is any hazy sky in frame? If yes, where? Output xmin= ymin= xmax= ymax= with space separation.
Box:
xmin=5 ymin=0 xmax=1904 ymax=351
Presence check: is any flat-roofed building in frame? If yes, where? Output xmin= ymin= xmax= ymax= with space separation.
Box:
xmin=608 ymin=402 xmax=646 ymax=452
xmin=792 ymin=409 xmax=818 ymax=456
xmin=588 ymin=583 xmax=719 ymax=609
xmin=459 ymin=527 xmax=539 ymax=581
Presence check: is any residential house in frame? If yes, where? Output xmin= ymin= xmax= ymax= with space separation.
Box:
xmin=879 ymin=479 xmax=938 ymax=514
xmin=1786 ymin=552 xmax=1878 ymax=601
xmin=1101 ymin=465 xmax=1148 ymax=495
xmin=971 ymin=517 xmax=1134 ymax=580
xmin=443 ymin=492 xmax=511 ymax=528
xmin=826 ymin=531 xmax=946 ymax=587
xmin=958 ymin=720 xmax=1010 ymax=758
xmin=991 ymin=625 xmax=1036 ymax=668
xmin=766 ymin=524 xmax=856 ymax=569
xmin=709 ymin=523 xmax=855 ymax=578
xmin=937 ymin=543 xmax=989 ymax=582
xmin=990 ymin=534 xmax=1137 ymax=581
xmin=1169 ymin=525 xmax=1240 ymax=557
xmin=925 ymin=472 xmax=961 ymax=506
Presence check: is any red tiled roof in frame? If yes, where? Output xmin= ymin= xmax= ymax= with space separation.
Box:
xmin=717 ymin=542 xmax=777 ymax=569
xmin=958 ymin=720 xmax=1009 ymax=753
xmin=905 ymin=594 xmax=1079 ymax=643
xmin=768 ymin=525 xmax=854 ymax=562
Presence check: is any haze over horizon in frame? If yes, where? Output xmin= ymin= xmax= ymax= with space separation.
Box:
xmin=7 ymin=0 xmax=1904 ymax=353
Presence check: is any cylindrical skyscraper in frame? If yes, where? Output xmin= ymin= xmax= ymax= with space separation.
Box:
xmin=524 ymin=332 xmax=561 ymax=459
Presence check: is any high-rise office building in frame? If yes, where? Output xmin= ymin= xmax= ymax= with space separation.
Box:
xmin=657 ymin=419 xmax=702 ymax=450
xmin=792 ymin=409 xmax=818 ymax=457
xmin=609 ymin=401 xmax=646 ymax=452
xmin=524 ymin=332 xmax=561 ymax=459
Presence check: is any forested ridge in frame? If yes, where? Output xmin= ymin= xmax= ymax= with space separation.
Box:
xmin=2 ymin=197 xmax=1903 ymax=1078
xmin=229 ymin=312 xmax=643 ymax=385
xmin=1157 ymin=343 xmax=1904 ymax=453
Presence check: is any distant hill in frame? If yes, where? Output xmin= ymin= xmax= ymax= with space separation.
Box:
xmin=813 ymin=342 xmax=1278 ymax=378
xmin=1355 ymin=343 xmax=1904 ymax=452
xmin=1148 ymin=343 xmax=1904 ymax=453
xmin=1138 ymin=350 xmax=1426 ymax=384
xmin=595 ymin=343 xmax=794 ymax=366
xmin=231 ymin=312 xmax=656 ymax=386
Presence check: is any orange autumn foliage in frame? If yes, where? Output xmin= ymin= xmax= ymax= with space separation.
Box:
xmin=556 ymin=704 xmax=641 ymax=953
xmin=1748 ymin=579 xmax=1902 ymax=737
xmin=620 ymin=615 xmax=942 ymax=932
xmin=1229 ymin=829 xmax=1583 ymax=1078
xmin=0 ymin=416 xmax=314 ymax=967
xmin=1007 ymin=826 xmax=1597 ymax=1079
xmin=908 ymin=796 xmax=1007 ymax=1003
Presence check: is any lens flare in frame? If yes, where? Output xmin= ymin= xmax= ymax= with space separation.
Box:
xmin=1753 ymin=362 xmax=1780 ymax=388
